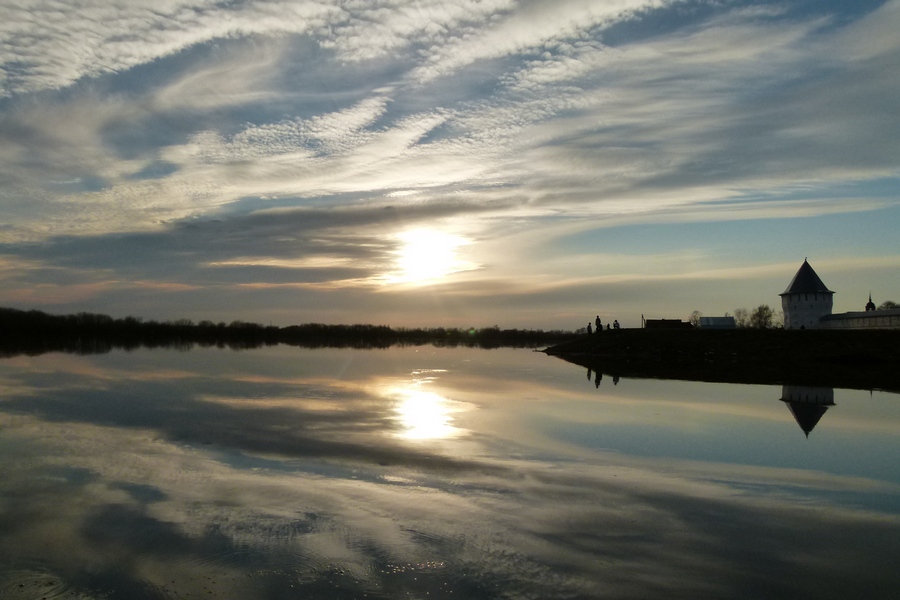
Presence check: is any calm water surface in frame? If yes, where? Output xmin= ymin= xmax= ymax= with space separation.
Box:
xmin=1 ymin=345 xmax=898 ymax=599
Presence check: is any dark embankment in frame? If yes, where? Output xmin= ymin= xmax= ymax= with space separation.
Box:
xmin=544 ymin=328 xmax=900 ymax=392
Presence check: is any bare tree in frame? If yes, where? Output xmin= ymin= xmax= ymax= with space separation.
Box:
xmin=878 ymin=300 xmax=899 ymax=310
xmin=733 ymin=307 xmax=750 ymax=328
xmin=749 ymin=304 xmax=775 ymax=329
xmin=689 ymin=310 xmax=702 ymax=327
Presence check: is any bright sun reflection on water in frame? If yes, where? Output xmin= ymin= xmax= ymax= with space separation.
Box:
xmin=393 ymin=388 xmax=463 ymax=440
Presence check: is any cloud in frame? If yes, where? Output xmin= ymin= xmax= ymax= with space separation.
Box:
xmin=4 ymin=1 xmax=899 ymax=240
xmin=0 ymin=0 xmax=341 ymax=97
xmin=407 ymin=0 xmax=673 ymax=83
xmin=152 ymin=38 xmax=292 ymax=111
xmin=0 ymin=1 xmax=898 ymax=324
xmin=0 ymin=201 xmax=500 ymax=298
xmin=320 ymin=0 xmax=519 ymax=62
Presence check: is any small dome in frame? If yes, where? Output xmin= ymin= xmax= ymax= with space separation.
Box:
xmin=866 ymin=293 xmax=876 ymax=312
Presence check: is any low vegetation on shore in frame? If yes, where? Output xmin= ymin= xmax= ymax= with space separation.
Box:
xmin=0 ymin=307 xmax=579 ymax=356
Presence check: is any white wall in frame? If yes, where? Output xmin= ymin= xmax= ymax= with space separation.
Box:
xmin=781 ymin=292 xmax=833 ymax=329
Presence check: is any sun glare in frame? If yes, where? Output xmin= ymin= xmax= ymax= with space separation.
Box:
xmin=387 ymin=229 xmax=473 ymax=285
xmin=392 ymin=387 xmax=464 ymax=440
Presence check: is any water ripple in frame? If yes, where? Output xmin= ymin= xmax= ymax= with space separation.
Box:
xmin=0 ymin=569 xmax=73 ymax=600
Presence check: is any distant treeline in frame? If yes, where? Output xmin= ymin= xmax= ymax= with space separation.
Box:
xmin=0 ymin=307 xmax=579 ymax=357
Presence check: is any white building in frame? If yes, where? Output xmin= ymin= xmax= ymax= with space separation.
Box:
xmin=780 ymin=259 xmax=834 ymax=329
xmin=780 ymin=259 xmax=900 ymax=329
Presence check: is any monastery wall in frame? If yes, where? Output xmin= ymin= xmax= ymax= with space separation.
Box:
xmin=819 ymin=309 xmax=900 ymax=330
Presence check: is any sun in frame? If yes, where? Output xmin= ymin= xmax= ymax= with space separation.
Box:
xmin=387 ymin=228 xmax=473 ymax=284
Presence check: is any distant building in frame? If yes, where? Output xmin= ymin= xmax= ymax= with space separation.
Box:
xmin=698 ymin=316 xmax=736 ymax=329
xmin=780 ymin=259 xmax=900 ymax=329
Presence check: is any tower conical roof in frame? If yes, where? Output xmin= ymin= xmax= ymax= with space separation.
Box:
xmin=781 ymin=259 xmax=833 ymax=295
xmin=785 ymin=403 xmax=830 ymax=437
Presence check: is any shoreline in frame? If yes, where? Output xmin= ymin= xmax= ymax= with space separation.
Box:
xmin=0 ymin=306 xmax=578 ymax=357
xmin=544 ymin=329 xmax=900 ymax=392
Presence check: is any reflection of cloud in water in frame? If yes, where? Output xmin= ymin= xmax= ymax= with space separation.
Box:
xmin=2 ymin=409 xmax=899 ymax=599
xmin=0 ymin=347 xmax=899 ymax=598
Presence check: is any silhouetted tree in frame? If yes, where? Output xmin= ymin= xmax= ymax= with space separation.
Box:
xmin=733 ymin=307 xmax=750 ymax=328
xmin=878 ymin=300 xmax=899 ymax=310
xmin=689 ymin=310 xmax=702 ymax=327
xmin=0 ymin=306 xmax=579 ymax=356
xmin=749 ymin=304 xmax=775 ymax=329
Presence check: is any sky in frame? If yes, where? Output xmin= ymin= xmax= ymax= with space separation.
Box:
xmin=1 ymin=0 xmax=898 ymax=329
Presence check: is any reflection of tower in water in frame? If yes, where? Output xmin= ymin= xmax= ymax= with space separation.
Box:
xmin=779 ymin=385 xmax=835 ymax=438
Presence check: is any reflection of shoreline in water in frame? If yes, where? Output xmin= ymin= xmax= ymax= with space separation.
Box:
xmin=560 ymin=350 xmax=896 ymax=394
xmin=780 ymin=385 xmax=835 ymax=438
xmin=581 ymin=367 xmax=841 ymax=438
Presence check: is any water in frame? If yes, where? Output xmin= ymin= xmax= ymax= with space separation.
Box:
xmin=0 ymin=345 xmax=898 ymax=599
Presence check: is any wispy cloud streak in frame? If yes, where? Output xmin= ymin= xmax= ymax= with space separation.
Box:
xmin=0 ymin=0 xmax=898 ymax=324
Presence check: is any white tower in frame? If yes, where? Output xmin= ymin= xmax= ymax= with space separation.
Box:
xmin=780 ymin=259 xmax=834 ymax=329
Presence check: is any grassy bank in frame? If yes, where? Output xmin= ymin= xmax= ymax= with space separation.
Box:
xmin=544 ymin=328 xmax=900 ymax=392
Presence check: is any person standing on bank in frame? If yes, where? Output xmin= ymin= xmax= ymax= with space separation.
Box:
xmin=595 ymin=315 xmax=602 ymax=332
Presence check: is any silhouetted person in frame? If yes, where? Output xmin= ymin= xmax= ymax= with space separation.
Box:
xmin=595 ymin=371 xmax=602 ymax=388
xmin=587 ymin=322 xmax=592 ymax=334
xmin=613 ymin=319 xmax=620 ymax=330
xmin=587 ymin=367 xmax=592 ymax=380
xmin=595 ymin=316 xmax=602 ymax=332
xmin=606 ymin=323 xmax=611 ymax=330
xmin=613 ymin=374 xmax=620 ymax=385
